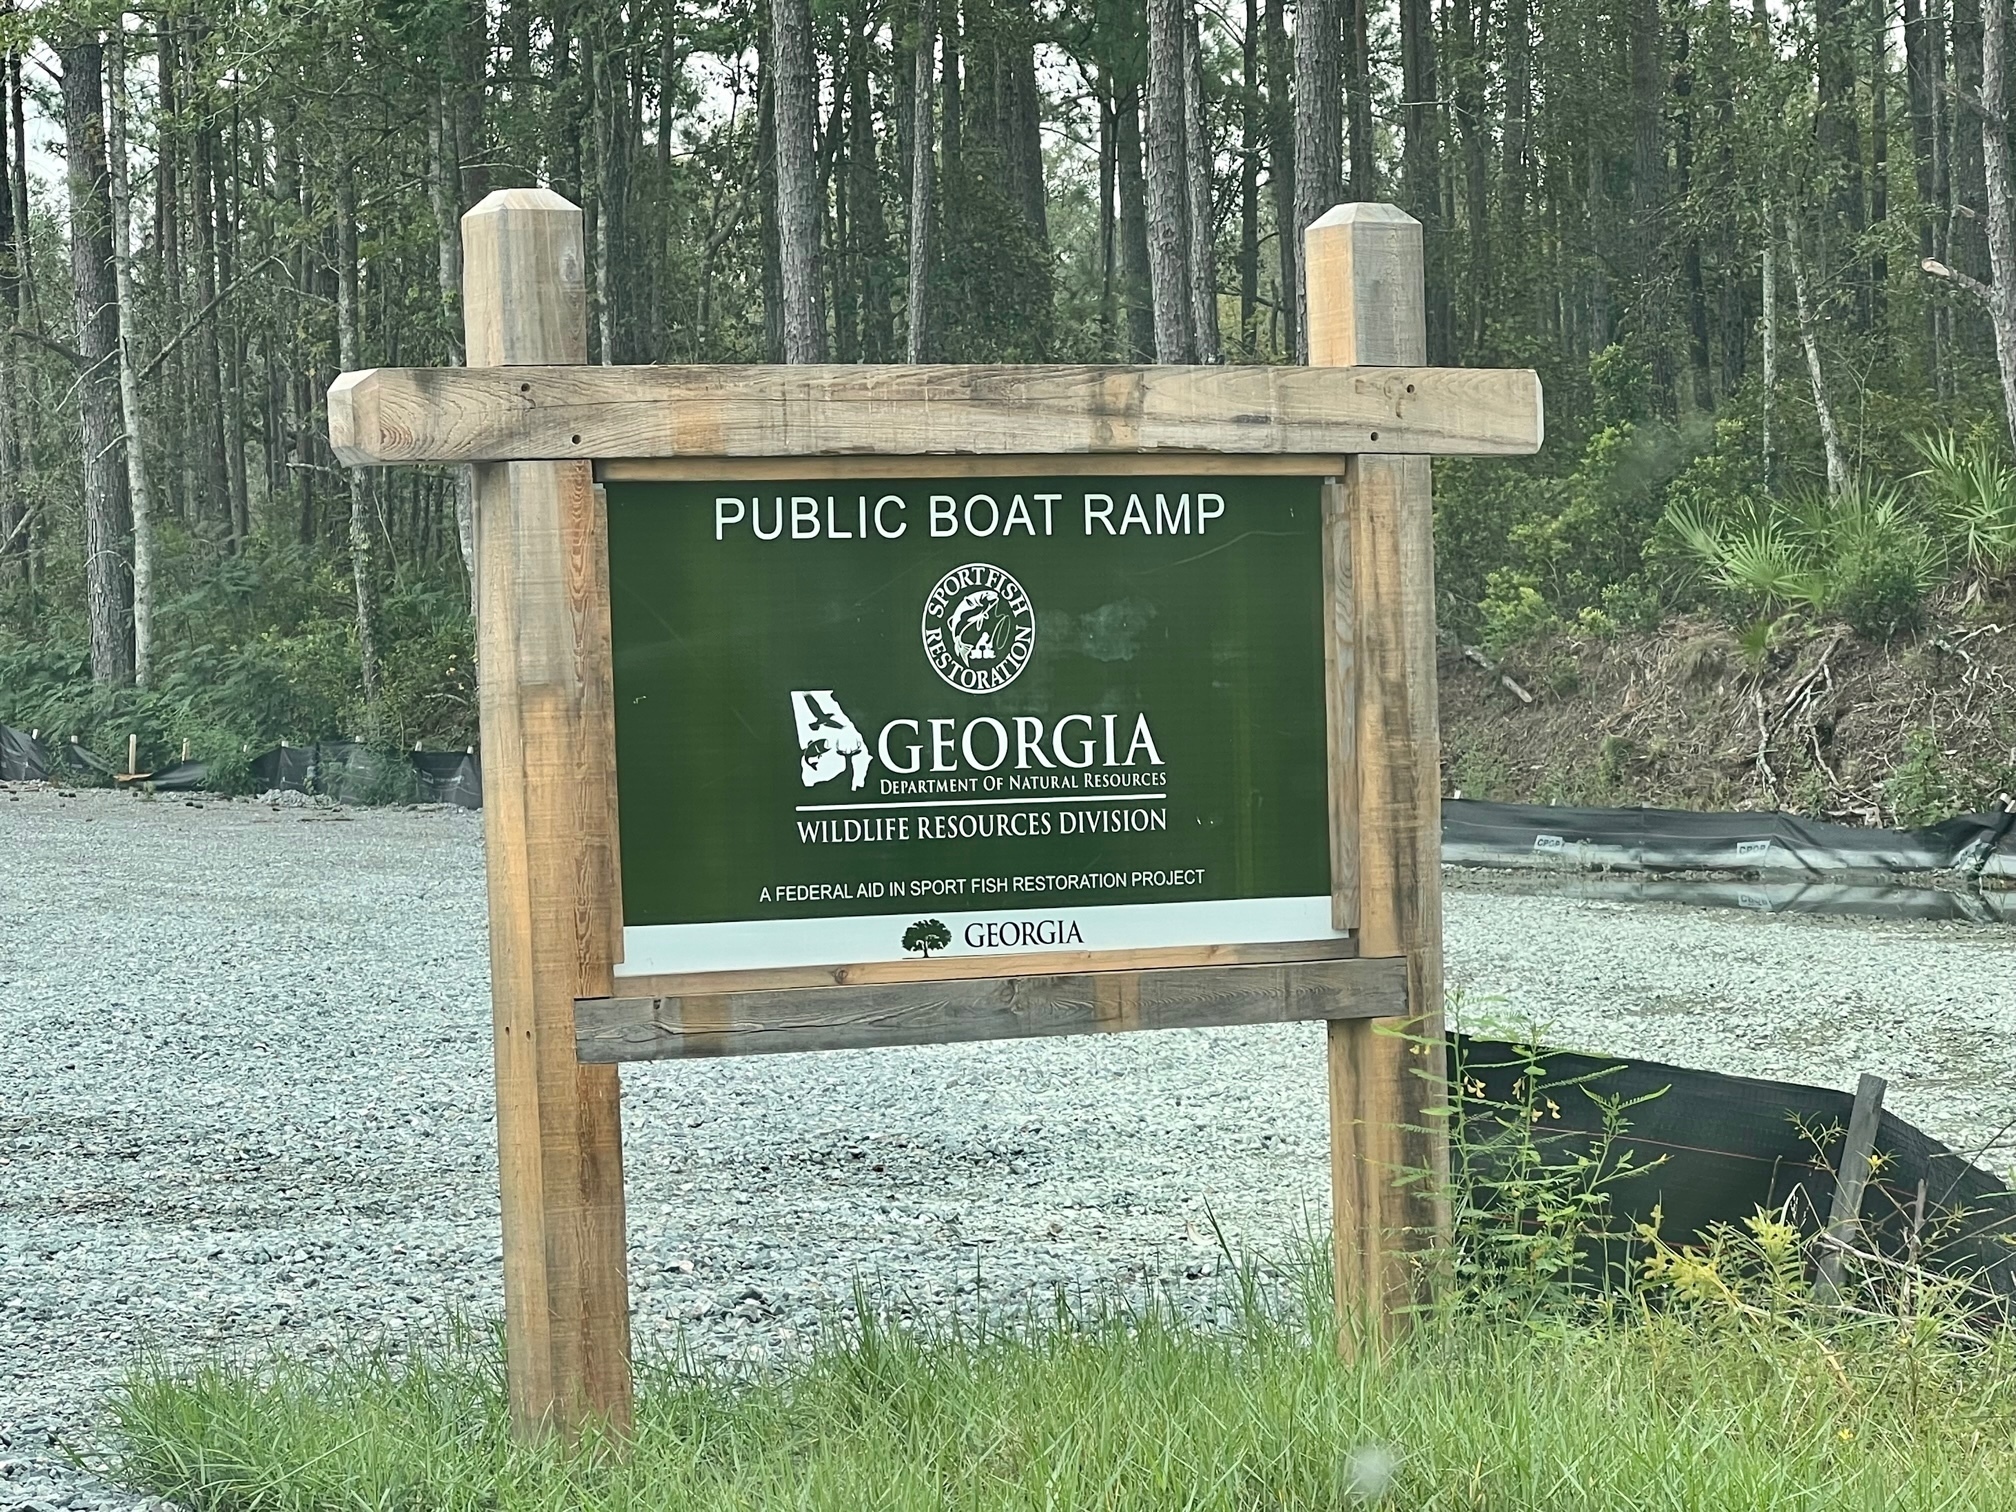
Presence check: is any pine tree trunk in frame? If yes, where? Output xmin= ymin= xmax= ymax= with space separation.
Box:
xmin=1144 ymin=0 xmax=1193 ymax=361
xmin=1099 ymin=83 xmax=1119 ymax=353
xmin=1182 ymin=8 xmax=1219 ymax=361
xmin=1974 ymin=0 xmax=2016 ymax=447
xmin=335 ymin=166 xmax=379 ymax=712
xmin=1399 ymin=0 xmax=1445 ymax=356
xmin=1239 ymin=0 xmax=1259 ymax=352
xmin=1784 ymin=209 xmax=1848 ymax=495
xmin=188 ymin=55 xmax=228 ymax=541
xmin=906 ymin=0 xmax=936 ymax=363
xmin=1904 ymin=0 xmax=1944 ymax=374
xmin=59 ymin=36 xmax=135 ymax=687
xmin=1264 ymin=0 xmax=1295 ymax=358
xmin=107 ymin=24 xmax=156 ymax=688
xmin=1116 ymin=81 xmax=1155 ymax=361
xmin=1761 ymin=230 xmax=1777 ymax=483
xmin=1294 ymin=0 xmax=1342 ymax=363
xmin=0 ymin=44 xmax=17 ymax=594
xmin=771 ymin=0 xmax=825 ymax=361
xmin=1345 ymin=0 xmax=1375 ymax=198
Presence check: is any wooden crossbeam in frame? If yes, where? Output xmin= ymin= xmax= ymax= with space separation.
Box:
xmin=575 ymin=956 xmax=1409 ymax=1063
xmin=328 ymin=362 xmax=1543 ymax=466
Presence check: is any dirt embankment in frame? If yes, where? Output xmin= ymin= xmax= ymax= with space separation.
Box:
xmin=1440 ymin=612 xmax=2016 ymax=823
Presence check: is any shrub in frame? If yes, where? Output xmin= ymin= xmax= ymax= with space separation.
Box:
xmin=1664 ymin=479 xmax=1937 ymax=638
xmin=1912 ymin=431 xmax=2016 ymax=582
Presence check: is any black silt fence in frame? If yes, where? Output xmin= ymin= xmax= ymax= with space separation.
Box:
xmin=1458 ymin=1036 xmax=2016 ymax=1299
xmin=1445 ymin=799 xmax=2016 ymax=880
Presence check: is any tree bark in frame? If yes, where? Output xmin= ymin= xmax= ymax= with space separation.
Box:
xmin=1972 ymin=0 xmax=2016 ymax=446
xmin=1344 ymin=0 xmax=1375 ymax=198
xmin=1263 ymin=0 xmax=1294 ymax=357
xmin=1239 ymin=0 xmax=1259 ymax=351
xmin=58 ymin=35 xmax=134 ymax=687
xmin=1761 ymin=230 xmax=1776 ymax=484
xmin=0 ymin=43 xmax=16 ymax=593
xmin=1183 ymin=8 xmax=1219 ymax=360
xmin=335 ymin=166 xmax=379 ymax=712
xmin=107 ymin=24 xmax=156 ymax=688
xmin=907 ymin=0 xmax=936 ymax=362
xmin=1398 ymin=0 xmax=1445 ymax=357
xmin=1293 ymin=0 xmax=1342 ymax=363
xmin=1784 ymin=208 xmax=1848 ymax=496
xmin=188 ymin=47 xmax=228 ymax=541
xmin=771 ymin=0 xmax=825 ymax=361
xmin=1145 ymin=0 xmax=1194 ymax=360
xmin=1116 ymin=82 xmax=1156 ymax=360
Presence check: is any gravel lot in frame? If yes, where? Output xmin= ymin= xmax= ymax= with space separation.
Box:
xmin=3 ymin=787 xmax=2013 ymax=1509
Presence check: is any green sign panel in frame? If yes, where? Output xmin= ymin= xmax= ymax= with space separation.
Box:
xmin=606 ymin=474 xmax=1338 ymax=975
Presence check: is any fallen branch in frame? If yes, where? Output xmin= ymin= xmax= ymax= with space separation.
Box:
xmin=1462 ymin=645 xmax=1535 ymax=704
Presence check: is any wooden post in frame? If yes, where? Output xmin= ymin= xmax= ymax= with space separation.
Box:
xmin=127 ymin=732 xmax=138 ymax=775
xmin=1815 ymin=1072 xmax=1886 ymax=1301
xmin=1305 ymin=203 xmax=1451 ymax=1347
xmin=461 ymin=188 xmax=632 ymax=1440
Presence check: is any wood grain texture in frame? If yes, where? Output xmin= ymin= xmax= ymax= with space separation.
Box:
xmin=1815 ymin=1072 xmax=1887 ymax=1301
xmin=611 ymin=936 xmax=1358 ymax=999
xmin=327 ymin=362 xmax=1543 ymax=465
xmin=1321 ymin=475 xmax=1358 ymax=933
xmin=595 ymin=454 xmax=1364 ymax=481
xmin=578 ymin=957 xmax=1409 ymax=1062
xmin=462 ymin=188 xmax=633 ymax=1443
xmin=1306 ymin=203 xmax=1455 ymax=1352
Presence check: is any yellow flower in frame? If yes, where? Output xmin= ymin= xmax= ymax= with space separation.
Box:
xmin=1838 ymin=1429 xmax=1855 ymax=1442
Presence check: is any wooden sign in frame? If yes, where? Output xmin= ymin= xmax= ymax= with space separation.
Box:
xmin=329 ymin=190 xmax=1542 ymax=1442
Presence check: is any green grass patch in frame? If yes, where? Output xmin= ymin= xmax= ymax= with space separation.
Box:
xmin=107 ymin=1283 xmax=2016 ymax=1511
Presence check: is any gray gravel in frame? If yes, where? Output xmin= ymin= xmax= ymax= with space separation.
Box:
xmin=3 ymin=785 xmax=2013 ymax=1509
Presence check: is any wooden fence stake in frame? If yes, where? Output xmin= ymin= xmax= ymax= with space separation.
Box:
xmin=462 ymin=188 xmax=633 ymax=1441
xmin=1815 ymin=1072 xmax=1886 ymax=1301
xmin=1305 ymin=204 xmax=1452 ymax=1350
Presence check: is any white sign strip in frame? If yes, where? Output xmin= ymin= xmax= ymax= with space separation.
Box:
xmin=618 ymin=896 xmax=1343 ymax=978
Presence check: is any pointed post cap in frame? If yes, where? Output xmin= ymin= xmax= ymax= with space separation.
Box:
xmin=1303 ymin=203 xmax=1425 ymax=367
xmin=461 ymin=189 xmax=588 ymax=366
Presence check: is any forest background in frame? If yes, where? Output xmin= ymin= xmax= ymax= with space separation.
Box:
xmin=3 ymin=0 xmax=2016 ymax=811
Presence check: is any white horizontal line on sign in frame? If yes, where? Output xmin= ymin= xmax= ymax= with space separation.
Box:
xmin=795 ymin=793 xmax=1167 ymax=813
xmin=619 ymin=896 xmax=1345 ymax=977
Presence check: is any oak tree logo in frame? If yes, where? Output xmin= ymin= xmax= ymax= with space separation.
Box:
xmin=920 ymin=563 xmax=1035 ymax=694
xmin=901 ymin=918 xmax=952 ymax=958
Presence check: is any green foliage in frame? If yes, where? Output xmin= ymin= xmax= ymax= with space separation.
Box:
xmin=1442 ymin=1029 xmax=1669 ymax=1311
xmin=1663 ymin=480 xmax=1940 ymax=639
xmin=1912 ymin=432 xmax=2016 ymax=582
xmin=0 ymin=541 xmax=473 ymax=778
xmin=108 ymin=1241 xmax=2016 ymax=1511
xmin=1884 ymin=728 xmax=1965 ymax=828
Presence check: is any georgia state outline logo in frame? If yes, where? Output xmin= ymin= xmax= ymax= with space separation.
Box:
xmin=920 ymin=562 xmax=1036 ymax=694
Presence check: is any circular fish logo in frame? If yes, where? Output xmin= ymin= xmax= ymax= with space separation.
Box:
xmin=921 ymin=563 xmax=1036 ymax=694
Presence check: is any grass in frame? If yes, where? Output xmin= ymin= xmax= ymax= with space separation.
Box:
xmin=107 ymin=1271 xmax=2016 ymax=1512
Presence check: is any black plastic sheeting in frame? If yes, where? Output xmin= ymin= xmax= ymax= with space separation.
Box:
xmin=57 ymin=738 xmax=113 ymax=777
xmin=250 ymin=741 xmax=483 ymax=809
xmin=1477 ymin=873 xmax=2016 ymax=924
xmin=411 ymin=749 xmax=483 ymax=808
xmin=1446 ymin=798 xmax=2016 ymax=880
xmin=1458 ymin=1035 xmax=2016 ymax=1298
xmin=0 ymin=725 xmax=49 ymax=781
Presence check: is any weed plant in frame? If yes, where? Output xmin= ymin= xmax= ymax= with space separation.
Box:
xmin=102 ymin=1032 xmax=2016 ymax=1510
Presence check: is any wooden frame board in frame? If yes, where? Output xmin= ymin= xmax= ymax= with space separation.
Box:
xmin=579 ymin=957 xmax=1408 ymax=1062
xmin=328 ymin=361 xmax=1541 ymax=466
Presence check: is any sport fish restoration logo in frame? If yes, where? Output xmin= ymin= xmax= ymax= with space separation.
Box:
xmin=921 ymin=563 xmax=1035 ymax=693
